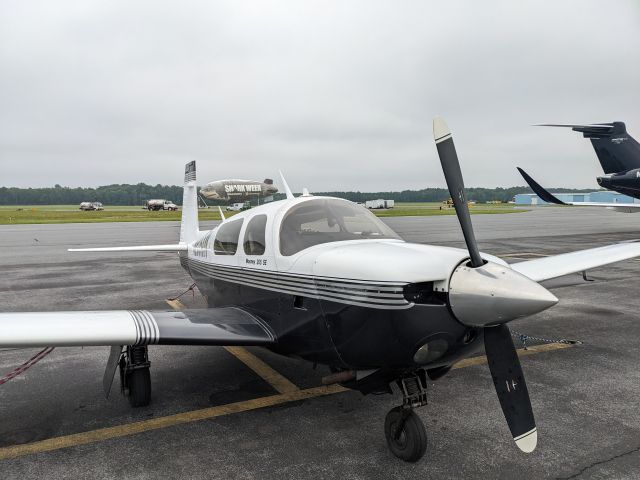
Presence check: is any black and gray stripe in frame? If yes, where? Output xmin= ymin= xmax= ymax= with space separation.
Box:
xmin=188 ymin=258 xmax=411 ymax=309
xmin=435 ymin=133 xmax=452 ymax=144
xmin=129 ymin=310 xmax=160 ymax=345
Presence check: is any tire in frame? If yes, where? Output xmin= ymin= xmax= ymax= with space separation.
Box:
xmin=127 ymin=368 xmax=151 ymax=407
xmin=384 ymin=407 xmax=427 ymax=462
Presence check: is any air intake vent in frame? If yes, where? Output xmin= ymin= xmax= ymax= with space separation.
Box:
xmin=403 ymin=282 xmax=446 ymax=305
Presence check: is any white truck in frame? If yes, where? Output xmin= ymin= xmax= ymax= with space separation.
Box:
xmin=144 ymin=199 xmax=178 ymax=211
xmin=365 ymin=199 xmax=394 ymax=209
xmin=79 ymin=202 xmax=104 ymax=211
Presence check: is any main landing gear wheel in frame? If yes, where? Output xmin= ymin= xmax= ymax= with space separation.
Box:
xmin=120 ymin=345 xmax=152 ymax=407
xmin=126 ymin=367 xmax=151 ymax=407
xmin=384 ymin=407 xmax=428 ymax=462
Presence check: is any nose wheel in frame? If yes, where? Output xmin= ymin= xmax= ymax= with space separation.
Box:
xmin=385 ymin=407 xmax=428 ymax=462
xmin=385 ymin=372 xmax=429 ymax=462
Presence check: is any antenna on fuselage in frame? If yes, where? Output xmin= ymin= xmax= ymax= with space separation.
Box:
xmin=279 ymin=171 xmax=294 ymax=200
xmin=217 ymin=206 xmax=226 ymax=222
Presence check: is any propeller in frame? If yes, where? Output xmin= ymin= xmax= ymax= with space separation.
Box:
xmin=433 ymin=117 xmax=553 ymax=453
xmin=433 ymin=118 xmax=483 ymax=268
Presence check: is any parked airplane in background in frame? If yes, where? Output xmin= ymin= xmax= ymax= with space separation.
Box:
xmin=200 ymin=178 xmax=278 ymax=203
xmin=3 ymin=119 xmax=640 ymax=462
xmin=518 ymin=122 xmax=640 ymax=211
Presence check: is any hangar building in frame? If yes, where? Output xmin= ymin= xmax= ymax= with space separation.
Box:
xmin=514 ymin=191 xmax=640 ymax=205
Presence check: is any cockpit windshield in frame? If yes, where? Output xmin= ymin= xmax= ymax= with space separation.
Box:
xmin=279 ymin=198 xmax=401 ymax=256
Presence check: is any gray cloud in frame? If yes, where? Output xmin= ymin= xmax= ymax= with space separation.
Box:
xmin=1 ymin=1 xmax=639 ymax=190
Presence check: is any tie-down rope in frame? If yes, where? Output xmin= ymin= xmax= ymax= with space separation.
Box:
xmin=0 ymin=347 xmax=55 ymax=386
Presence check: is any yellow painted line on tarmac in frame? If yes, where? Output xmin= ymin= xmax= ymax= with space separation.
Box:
xmin=224 ymin=346 xmax=300 ymax=393
xmin=0 ymin=384 xmax=348 ymax=461
xmin=164 ymin=299 xmax=299 ymax=394
xmin=452 ymin=342 xmax=573 ymax=370
xmin=0 ymin=341 xmax=572 ymax=461
xmin=165 ymin=298 xmax=186 ymax=310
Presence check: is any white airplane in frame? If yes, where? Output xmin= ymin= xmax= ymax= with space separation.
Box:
xmin=2 ymin=118 xmax=640 ymax=462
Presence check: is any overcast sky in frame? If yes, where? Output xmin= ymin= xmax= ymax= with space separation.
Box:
xmin=1 ymin=1 xmax=639 ymax=190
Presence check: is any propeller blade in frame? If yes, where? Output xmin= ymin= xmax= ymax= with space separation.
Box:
xmin=484 ymin=324 xmax=537 ymax=453
xmin=433 ymin=118 xmax=483 ymax=268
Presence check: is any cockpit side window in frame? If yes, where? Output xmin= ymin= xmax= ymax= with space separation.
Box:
xmin=213 ymin=218 xmax=243 ymax=255
xmin=243 ymin=214 xmax=267 ymax=255
xmin=279 ymin=199 xmax=401 ymax=256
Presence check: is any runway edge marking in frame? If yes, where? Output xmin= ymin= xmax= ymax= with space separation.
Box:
xmin=164 ymin=299 xmax=300 ymax=394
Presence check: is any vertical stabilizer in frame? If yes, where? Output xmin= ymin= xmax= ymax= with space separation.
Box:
xmin=179 ymin=161 xmax=199 ymax=245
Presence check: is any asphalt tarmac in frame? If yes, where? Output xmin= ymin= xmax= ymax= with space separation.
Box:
xmin=1 ymin=206 xmax=639 ymax=479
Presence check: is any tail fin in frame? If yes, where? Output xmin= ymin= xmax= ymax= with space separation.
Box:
xmin=179 ymin=161 xmax=199 ymax=245
xmin=538 ymin=122 xmax=640 ymax=174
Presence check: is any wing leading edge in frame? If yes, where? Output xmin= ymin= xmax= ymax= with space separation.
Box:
xmin=0 ymin=307 xmax=275 ymax=348
xmin=68 ymin=244 xmax=188 ymax=252
xmin=511 ymin=242 xmax=640 ymax=282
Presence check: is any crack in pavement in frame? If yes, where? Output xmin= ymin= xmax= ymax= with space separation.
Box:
xmin=556 ymin=444 xmax=640 ymax=479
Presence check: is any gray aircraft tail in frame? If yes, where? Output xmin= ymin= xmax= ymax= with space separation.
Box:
xmin=538 ymin=122 xmax=640 ymax=174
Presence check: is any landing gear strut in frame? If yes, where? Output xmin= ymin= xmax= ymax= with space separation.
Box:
xmin=384 ymin=371 xmax=428 ymax=462
xmin=119 ymin=345 xmax=151 ymax=407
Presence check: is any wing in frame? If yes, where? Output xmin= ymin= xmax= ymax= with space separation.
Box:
xmin=68 ymin=245 xmax=187 ymax=252
xmin=517 ymin=167 xmax=640 ymax=211
xmin=511 ymin=242 xmax=640 ymax=282
xmin=0 ymin=307 xmax=275 ymax=348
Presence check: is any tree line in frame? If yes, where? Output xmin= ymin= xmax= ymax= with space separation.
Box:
xmin=0 ymin=183 xmax=595 ymax=206
xmin=280 ymin=186 xmax=595 ymax=204
xmin=0 ymin=184 xmax=184 ymax=206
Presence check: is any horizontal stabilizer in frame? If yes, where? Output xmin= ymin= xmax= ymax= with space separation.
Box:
xmin=69 ymin=244 xmax=188 ymax=252
xmin=511 ymin=242 xmax=640 ymax=282
xmin=0 ymin=307 xmax=275 ymax=348
xmin=535 ymin=123 xmax=623 ymax=137
xmin=535 ymin=122 xmax=639 ymax=174
xmin=537 ymin=123 xmax=614 ymax=129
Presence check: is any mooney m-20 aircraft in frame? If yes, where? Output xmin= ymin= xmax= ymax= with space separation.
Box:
xmin=3 ymin=118 xmax=640 ymax=462
xmin=519 ymin=122 xmax=640 ymax=212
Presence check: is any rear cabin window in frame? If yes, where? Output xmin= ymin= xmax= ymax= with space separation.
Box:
xmin=279 ymin=199 xmax=401 ymax=256
xmin=213 ymin=219 xmax=243 ymax=255
xmin=243 ymin=215 xmax=267 ymax=255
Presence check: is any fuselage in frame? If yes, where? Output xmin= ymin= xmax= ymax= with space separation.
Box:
xmin=180 ymin=196 xmax=503 ymax=374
